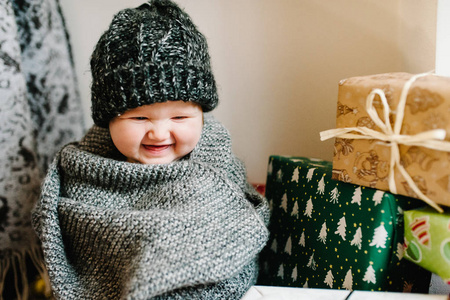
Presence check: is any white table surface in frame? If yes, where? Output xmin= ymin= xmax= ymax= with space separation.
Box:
xmin=241 ymin=286 xmax=449 ymax=300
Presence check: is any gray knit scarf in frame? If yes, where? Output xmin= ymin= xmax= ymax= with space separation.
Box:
xmin=32 ymin=115 xmax=269 ymax=299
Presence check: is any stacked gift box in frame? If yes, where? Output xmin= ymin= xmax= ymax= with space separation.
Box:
xmin=322 ymin=72 xmax=450 ymax=210
xmin=258 ymin=155 xmax=431 ymax=292
xmin=259 ymin=72 xmax=450 ymax=293
xmin=321 ymin=72 xmax=450 ymax=287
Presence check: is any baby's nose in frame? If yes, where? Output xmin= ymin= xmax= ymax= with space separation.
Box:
xmin=147 ymin=123 xmax=170 ymax=141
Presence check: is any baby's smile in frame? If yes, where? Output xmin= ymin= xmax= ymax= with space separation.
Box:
xmin=142 ymin=144 xmax=172 ymax=152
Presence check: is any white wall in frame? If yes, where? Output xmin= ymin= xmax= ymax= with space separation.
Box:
xmin=59 ymin=0 xmax=437 ymax=184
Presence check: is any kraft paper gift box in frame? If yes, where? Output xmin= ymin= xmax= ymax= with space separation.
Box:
xmin=403 ymin=207 xmax=450 ymax=285
xmin=320 ymin=72 xmax=450 ymax=212
xmin=258 ymin=156 xmax=431 ymax=292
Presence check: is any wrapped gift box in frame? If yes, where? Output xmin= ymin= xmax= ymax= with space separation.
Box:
xmin=321 ymin=72 xmax=450 ymax=209
xmin=403 ymin=207 xmax=450 ymax=284
xmin=258 ymin=156 xmax=431 ymax=292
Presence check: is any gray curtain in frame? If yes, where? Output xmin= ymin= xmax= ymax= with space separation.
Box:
xmin=0 ymin=0 xmax=85 ymax=298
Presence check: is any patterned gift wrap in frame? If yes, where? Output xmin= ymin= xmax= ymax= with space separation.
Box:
xmin=258 ymin=156 xmax=431 ymax=292
xmin=404 ymin=207 xmax=450 ymax=284
xmin=321 ymin=72 xmax=450 ymax=210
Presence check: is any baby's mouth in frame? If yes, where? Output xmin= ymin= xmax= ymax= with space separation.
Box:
xmin=142 ymin=144 xmax=171 ymax=152
xmin=142 ymin=144 xmax=172 ymax=154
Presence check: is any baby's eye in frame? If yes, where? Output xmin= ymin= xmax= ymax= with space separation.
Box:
xmin=131 ymin=117 xmax=148 ymax=121
xmin=172 ymin=116 xmax=188 ymax=120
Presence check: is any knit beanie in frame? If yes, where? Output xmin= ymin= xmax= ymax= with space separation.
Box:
xmin=90 ymin=0 xmax=218 ymax=128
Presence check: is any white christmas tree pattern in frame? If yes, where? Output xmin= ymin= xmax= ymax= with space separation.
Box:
xmin=276 ymin=169 xmax=283 ymax=182
xmin=396 ymin=206 xmax=404 ymax=224
xmin=396 ymin=242 xmax=404 ymax=260
xmin=351 ymin=186 xmax=362 ymax=206
xmin=271 ymin=238 xmax=278 ymax=253
xmin=324 ymin=270 xmax=334 ymax=288
xmin=350 ymin=227 xmax=363 ymax=250
xmin=317 ymin=222 xmax=327 ymax=244
xmin=335 ymin=216 xmax=347 ymax=241
xmin=304 ymin=197 xmax=313 ymax=218
xmin=285 ymin=236 xmax=292 ymax=255
xmin=290 ymin=158 xmax=305 ymax=163
xmin=303 ymin=280 xmax=309 ymax=288
xmin=291 ymin=201 xmax=299 ymax=218
xmin=268 ymin=198 xmax=273 ymax=211
xmin=292 ymin=167 xmax=300 ymax=183
xmin=267 ymin=160 xmax=273 ymax=176
xmin=342 ymin=268 xmax=353 ymax=291
xmin=307 ymin=253 xmax=316 ymax=270
xmin=317 ymin=176 xmax=325 ymax=195
xmin=306 ymin=168 xmax=316 ymax=182
xmin=277 ymin=264 xmax=284 ymax=279
xmin=291 ymin=266 xmax=298 ymax=282
xmin=299 ymin=232 xmax=306 ymax=247
xmin=362 ymin=264 xmax=376 ymax=284
xmin=330 ymin=187 xmax=340 ymax=204
xmin=373 ymin=190 xmax=384 ymax=206
xmin=280 ymin=193 xmax=288 ymax=213
xmin=369 ymin=224 xmax=388 ymax=248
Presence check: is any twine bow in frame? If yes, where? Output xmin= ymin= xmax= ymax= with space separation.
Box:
xmin=321 ymin=73 xmax=450 ymax=213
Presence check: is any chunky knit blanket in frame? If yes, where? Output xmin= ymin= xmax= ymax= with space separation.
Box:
xmin=32 ymin=115 xmax=269 ymax=299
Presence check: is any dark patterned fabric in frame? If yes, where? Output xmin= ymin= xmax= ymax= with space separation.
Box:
xmin=0 ymin=0 xmax=85 ymax=297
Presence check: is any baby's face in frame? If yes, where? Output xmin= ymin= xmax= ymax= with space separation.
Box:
xmin=109 ymin=101 xmax=203 ymax=164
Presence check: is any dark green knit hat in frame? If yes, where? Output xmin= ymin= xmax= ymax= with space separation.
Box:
xmin=90 ymin=0 xmax=218 ymax=128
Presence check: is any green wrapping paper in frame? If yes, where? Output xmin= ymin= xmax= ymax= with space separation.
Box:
xmin=258 ymin=156 xmax=431 ymax=292
xmin=404 ymin=207 xmax=450 ymax=285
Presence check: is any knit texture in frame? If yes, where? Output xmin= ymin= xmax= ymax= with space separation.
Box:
xmin=32 ymin=115 xmax=269 ymax=299
xmin=90 ymin=0 xmax=218 ymax=128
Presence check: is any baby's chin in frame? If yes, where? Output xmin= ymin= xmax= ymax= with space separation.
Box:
xmin=126 ymin=156 xmax=178 ymax=165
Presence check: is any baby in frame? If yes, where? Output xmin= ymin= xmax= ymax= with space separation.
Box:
xmin=108 ymin=101 xmax=204 ymax=165
xmin=32 ymin=0 xmax=269 ymax=299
